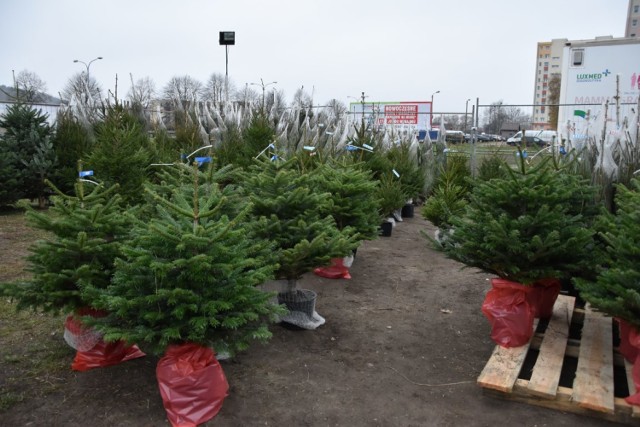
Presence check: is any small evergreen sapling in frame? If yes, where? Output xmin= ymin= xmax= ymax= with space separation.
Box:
xmin=5 ymin=175 xmax=128 ymax=314
xmin=92 ymin=162 xmax=283 ymax=356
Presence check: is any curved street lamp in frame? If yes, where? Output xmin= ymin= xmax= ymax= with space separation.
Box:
xmin=430 ymin=90 xmax=440 ymax=129
xmin=73 ymin=56 xmax=103 ymax=102
xmin=249 ymin=78 xmax=277 ymax=112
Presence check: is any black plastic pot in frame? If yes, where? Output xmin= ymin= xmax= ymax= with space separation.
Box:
xmin=380 ymin=221 xmax=393 ymax=237
xmin=401 ymin=203 xmax=414 ymax=218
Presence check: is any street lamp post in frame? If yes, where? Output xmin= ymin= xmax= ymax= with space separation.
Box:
xmin=465 ymin=98 xmax=471 ymax=133
xmin=430 ymin=90 xmax=440 ymax=129
xmin=249 ymin=78 xmax=277 ymax=113
xmin=73 ymin=56 xmax=103 ymax=103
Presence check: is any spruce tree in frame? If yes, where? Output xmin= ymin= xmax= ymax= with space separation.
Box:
xmin=242 ymin=156 xmax=356 ymax=293
xmin=575 ymin=178 xmax=640 ymax=328
xmin=52 ymin=110 xmax=92 ymax=194
xmin=91 ymin=162 xmax=283 ymax=356
xmin=0 ymin=103 xmax=54 ymax=207
xmin=310 ymin=158 xmax=380 ymax=243
xmin=441 ymin=153 xmax=595 ymax=285
xmin=4 ymin=175 xmax=129 ymax=314
xmin=87 ymin=105 xmax=152 ymax=205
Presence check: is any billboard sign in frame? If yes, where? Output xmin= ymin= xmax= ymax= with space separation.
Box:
xmin=348 ymin=101 xmax=433 ymax=131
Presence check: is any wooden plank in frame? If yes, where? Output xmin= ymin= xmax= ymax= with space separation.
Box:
xmin=572 ymin=305 xmax=615 ymax=413
xmin=527 ymin=295 xmax=575 ymax=398
xmin=624 ymin=359 xmax=640 ymax=418
xmin=484 ymin=380 xmax=640 ymax=425
xmin=477 ymin=320 xmax=538 ymax=392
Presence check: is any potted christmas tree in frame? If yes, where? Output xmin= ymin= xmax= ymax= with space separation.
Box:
xmin=310 ymin=158 xmax=381 ymax=279
xmin=242 ymin=156 xmax=357 ymax=329
xmin=89 ymin=161 xmax=284 ymax=426
xmin=1 ymin=169 xmax=145 ymax=369
xmin=440 ymin=152 xmax=595 ymax=347
xmin=574 ymin=178 xmax=640 ymax=404
xmin=376 ymin=172 xmax=407 ymax=236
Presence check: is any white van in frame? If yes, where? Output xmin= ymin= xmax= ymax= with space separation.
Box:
xmin=507 ymin=130 xmax=556 ymax=146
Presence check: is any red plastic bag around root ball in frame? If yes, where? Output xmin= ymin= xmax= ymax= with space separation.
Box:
xmin=617 ymin=318 xmax=640 ymax=363
xmin=528 ymin=278 xmax=561 ymax=319
xmin=156 ymin=343 xmax=229 ymax=427
xmin=72 ymin=339 xmax=146 ymax=372
xmin=313 ymin=257 xmax=351 ymax=280
xmin=481 ymin=278 xmax=535 ymax=348
xmin=624 ymin=326 xmax=640 ymax=406
xmin=63 ymin=307 xmax=109 ymax=351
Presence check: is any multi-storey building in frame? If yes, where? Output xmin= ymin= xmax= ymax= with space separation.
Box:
xmin=531 ymin=39 xmax=565 ymax=129
xmin=533 ymin=1 xmax=639 ymax=129
xmin=627 ymin=0 xmax=640 ymax=37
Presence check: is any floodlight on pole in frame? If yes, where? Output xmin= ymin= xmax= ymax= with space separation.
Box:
xmin=219 ymin=31 xmax=235 ymax=103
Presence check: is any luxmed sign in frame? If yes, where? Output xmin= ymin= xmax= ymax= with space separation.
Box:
xmin=575 ymin=70 xmax=610 ymax=83
xmin=349 ymin=101 xmax=432 ymax=131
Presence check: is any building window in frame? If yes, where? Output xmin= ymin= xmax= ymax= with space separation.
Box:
xmin=634 ymin=5 xmax=639 ymax=13
xmin=542 ymin=90 xmax=547 ymax=95
xmin=633 ymin=19 xmax=638 ymax=26
xmin=541 ymin=107 xmax=546 ymax=113
xmin=572 ymin=49 xmax=584 ymax=66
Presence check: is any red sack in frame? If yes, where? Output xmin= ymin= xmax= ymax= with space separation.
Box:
xmin=528 ymin=278 xmax=561 ymax=319
xmin=625 ymin=327 xmax=640 ymax=406
xmin=72 ymin=339 xmax=146 ymax=371
xmin=313 ymin=257 xmax=352 ymax=280
xmin=481 ymin=278 xmax=535 ymax=348
xmin=617 ymin=318 xmax=640 ymax=363
xmin=156 ymin=343 xmax=229 ymax=427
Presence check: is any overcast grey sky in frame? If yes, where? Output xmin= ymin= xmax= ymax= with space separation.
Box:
xmin=2 ymin=0 xmax=629 ymax=115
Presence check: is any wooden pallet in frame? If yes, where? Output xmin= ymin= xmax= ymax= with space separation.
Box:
xmin=477 ymin=294 xmax=640 ymax=425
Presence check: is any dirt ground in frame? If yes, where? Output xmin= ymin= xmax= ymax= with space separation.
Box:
xmin=0 ymin=213 xmax=624 ymax=426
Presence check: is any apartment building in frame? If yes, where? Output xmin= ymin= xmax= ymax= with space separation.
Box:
xmin=531 ymin=39 xmax=565 ymax=129
xmin=533 ymin=1 xmax=639 ymax=129
xmin=627 ymin=0 xmax=640 ymax=37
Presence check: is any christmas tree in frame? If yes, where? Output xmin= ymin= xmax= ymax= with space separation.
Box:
xmin=311 ymin=158 xmax=380 ymax=243
xmin=442 ymin=153 xmax=595 ymax=285
xmin=242 ymin=156 xmax=357 ymax=292
xmin=575 ymin=178 xmax=640 ymax=328
xmin=91 ymin=161 xmax=283 ymax=356
xmin=4 ymin=169 xmax=129 ymax=314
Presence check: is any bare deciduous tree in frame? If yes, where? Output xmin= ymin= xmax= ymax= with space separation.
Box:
xmin=204 ymin=73 xmax=235 ymax=104
xmin=162 ymin=75 xmax=203 ymax=110
xmin=61 ymin=71 xmax=102 ymax=104
xmin=127 ymin=75 xmax=156 ymax=109
xmin=323 ymin=99 xmax=347 ymax=121
xmin=235 ymin=84 xmax=260 ymax=106
xmin=14 ymin=70 xmax=48 ymax=103
xmin=483 ymin=100 xmax=531 ymax=134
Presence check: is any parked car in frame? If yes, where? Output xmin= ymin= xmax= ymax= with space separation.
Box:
xmin=464 ymin=132 xmax=493 ymax=142
xmin=445 ymin=130 xmax=465 ymax=144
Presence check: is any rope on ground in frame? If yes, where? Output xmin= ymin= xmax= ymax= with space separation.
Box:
xmin=386 ymin=366 xmax=474 ymax=387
